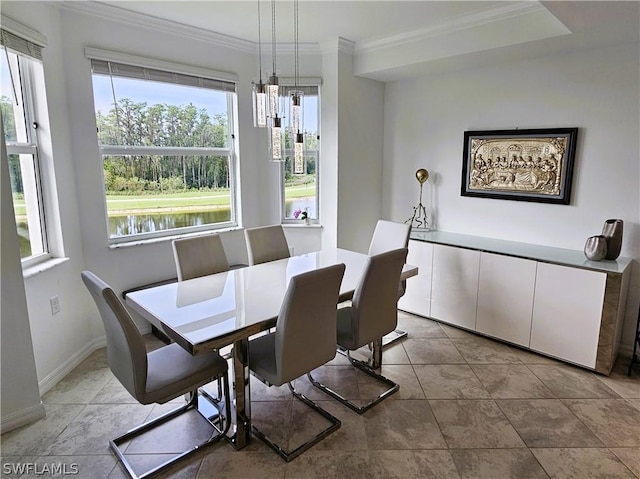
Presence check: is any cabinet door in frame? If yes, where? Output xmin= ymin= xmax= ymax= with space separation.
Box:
xmin=430 ymin=244 xmax=480 ymax=329
xmin=398 ymin=240 xmax=433 ymax=317
xmin=476 ymin=253 xmax=536 ymax=347
xmin=530 ymin=263 xmax=606 ymax=368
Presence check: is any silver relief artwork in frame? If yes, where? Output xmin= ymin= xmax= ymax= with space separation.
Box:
xmin=468 ymin=137 xmax=566 ymax=196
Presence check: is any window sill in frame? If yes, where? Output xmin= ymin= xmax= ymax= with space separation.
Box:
xmin=282 ymin=223 xmax=323 ymax=229
xmin=107 ymin=226 xmax=243 ymax=249
xmin=23 ymin=257 xmax=70 ymax=279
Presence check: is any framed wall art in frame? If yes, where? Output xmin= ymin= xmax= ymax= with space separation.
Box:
xmin=461 ymin=128 xmax=578 ymax=204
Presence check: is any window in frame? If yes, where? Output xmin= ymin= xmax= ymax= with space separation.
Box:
xmin=88 ymin=51 xmax=239 ymax=243
xmin=280 ymin=84 xmax=319 ymax=223
xmin=1 ymin=27 xmax=50 ymax=266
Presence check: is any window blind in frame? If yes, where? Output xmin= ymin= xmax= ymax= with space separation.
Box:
xmin=91 ymin=59 xmax=236 ymax=93
xmin=280 ymin=85 xmax=318 ymax=96
xmin=0 ymin=29 xmax=43 ymax=61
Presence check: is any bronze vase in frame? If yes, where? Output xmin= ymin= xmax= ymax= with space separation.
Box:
xmin=601 ymin=219 xmax=623 ymax=260
xmin=584 ymin=235 xmax=608 ymax=261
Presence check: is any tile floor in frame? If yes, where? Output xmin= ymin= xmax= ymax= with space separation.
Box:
xmin=2 ymin=310 xmax=639 ymax=479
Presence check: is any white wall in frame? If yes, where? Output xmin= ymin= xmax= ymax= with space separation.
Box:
xmin=321 ymin=40 xmax=386 ymax=253
xmin=383 ymin=42 xmax=640 ymax=351
xmin=1 ymin=117 xmax=45 ymax=432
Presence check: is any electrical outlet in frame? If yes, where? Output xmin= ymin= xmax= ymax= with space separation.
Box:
xmin=50 ymin=296 xmax=60 ymax=315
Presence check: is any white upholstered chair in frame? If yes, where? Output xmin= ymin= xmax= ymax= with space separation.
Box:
xmin=248 ymin=263 xmax=346 ymax=461
xmin=172 ymin=234 xmax=230 ymax=281
xmin=81 ymin=271 xmax=231 ymax=479
xmin=308 ymin=248 xmax=408 ymax=414
xmin=244 ymin=225 xmax=290 ymax=266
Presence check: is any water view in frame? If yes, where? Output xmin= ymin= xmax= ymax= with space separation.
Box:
xmin=108 ymin=199 xmax=316 ymax=237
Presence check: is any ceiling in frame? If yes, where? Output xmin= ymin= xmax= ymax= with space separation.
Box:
xmin=68 ymin=1 xmax=640 ymax=81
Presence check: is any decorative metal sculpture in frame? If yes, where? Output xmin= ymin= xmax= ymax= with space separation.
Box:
xmin=405 ymin=168 xmax=430 ymax=230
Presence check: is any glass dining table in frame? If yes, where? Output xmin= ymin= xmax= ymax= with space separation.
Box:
xmin=125 ymin=247 xmax=418 ymax=449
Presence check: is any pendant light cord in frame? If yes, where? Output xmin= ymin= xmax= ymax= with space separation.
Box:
xmin=294 ymin=0 xmax=299 ymax=90
xmin=257 ymin=0 xmax=263 ymax=82
xmin=271 ymin=0 xmax=277 ymax=77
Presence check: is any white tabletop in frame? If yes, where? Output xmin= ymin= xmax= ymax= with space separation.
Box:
xmin=126 ymin=248 xmax=418 ymax=355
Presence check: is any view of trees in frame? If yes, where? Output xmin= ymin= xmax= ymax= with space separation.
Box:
xmin=96 ymin=99 xmax=231 ymax=194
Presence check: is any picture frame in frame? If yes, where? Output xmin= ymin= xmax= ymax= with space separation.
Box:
xmin=461 ymin=128 xmax=578 ymax=204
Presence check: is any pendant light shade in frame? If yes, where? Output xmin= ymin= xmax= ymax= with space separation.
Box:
xmin=252 ymin=81 xmax=267 ymax=128
xmin=267 ymin=0 xmax=280 ymax=120
xmin=252 ymin=0 xmax=267 ymax=128
xmin=269 ymin=115 xmax=284 ymax=161
xmin=289 ymin=0 xmax=305 ymax=174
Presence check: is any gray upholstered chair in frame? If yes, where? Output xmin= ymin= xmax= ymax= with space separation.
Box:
xmin=81 ymin=271 xmax=231 ymax=479
xmin=308 ymin=248 xmax=408 ymax=414
xmin=368 ymin=219 xmax=411 ymax=345
xmin=244 ymin=225 xmax=290 ymax=266
xmin=248 ymin=263 xmax=346 ymax=462
xmin=172 ymin=234 xmax=230 ymax=281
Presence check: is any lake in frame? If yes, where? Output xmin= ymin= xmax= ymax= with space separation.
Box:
xmin=108 ymin=198 xmax=316 ymax=237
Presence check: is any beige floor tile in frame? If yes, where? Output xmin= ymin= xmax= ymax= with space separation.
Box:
xmin=532 ymin=448 xmax=636 ymax=479
xmin=609 ymin=448 xmax=640 ymax=477
xmin=471 ymin=365 xmax=555 ymax=399
xmin=429 ymin=400 xmax=524 ymax=449
xmin=564 ymin=399 xmax=640 ymax=447
xmin=363 ymin=399 xmax=447 ymax=450
xmin=403 ymin=338 xmax=466 ymax=364
xmin=198 ymin=451 xmax=286 ymax=479
xmin=450 ymin=448 xmax=548 ymax=479
xmin=284 ymin=450 xmax=370 ymax=479
xmin=0 ymin=404 xmax=84 ymax=456
xmin=497 ymin=399 xmax=603 ymax=448
xmin=595 ymin=366 xmax=640 ymax=399
xmin=109 ymin=451 xmax=206 ymax=479
xmin=44 ymin=404 xmax=153 ymax=455
xmin=396 ymin=316 xmax=449 ymax=339
xmin=527 ymin=364 xmax=621 ymax=398
xmin=438 ymin=324 xmax=477 ymax=339
xmin=414 ymin=365 xmax=490 ymax=399
xmin=368 ymin=450 xmax=461 ymax=479
xmin=375 ymin=364 xmax=425 ymax=400
xmin=451 ymin=338 xmax=522 ymax=365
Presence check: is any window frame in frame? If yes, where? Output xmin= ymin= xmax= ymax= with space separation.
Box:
xmin=2 ymin=38 xmax=51 ymax=268
xmin=279 ymin=80 xmax=321 ymax=225
xmin=86 ymin=49 xmax=240 ymax=244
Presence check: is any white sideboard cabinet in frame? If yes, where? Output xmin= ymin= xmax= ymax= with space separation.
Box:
xmin=399 ymin=231 xmax=631 ymax=375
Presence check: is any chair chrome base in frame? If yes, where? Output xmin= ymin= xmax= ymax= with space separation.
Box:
xmin=382 ymin=328 xmax=407 ymax=347
xmin=110 ymin=376 xmax=231 ymax=479
xmin=250 ymin=382 xmax=341 ymax=462
xmin=308 ymin=351 xmax=399 ymax=415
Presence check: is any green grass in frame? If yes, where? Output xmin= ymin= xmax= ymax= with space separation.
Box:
xmin=13 ymin=183 xmax=316 ymax=216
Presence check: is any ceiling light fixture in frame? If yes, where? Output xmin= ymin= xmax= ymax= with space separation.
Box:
xmin=289 ymin=0 xmax=305 ymax=174
xmin=268 ymin=0 xmax=284 ymax=161
xmin=252 ymin=0 xmax=267 ymax=128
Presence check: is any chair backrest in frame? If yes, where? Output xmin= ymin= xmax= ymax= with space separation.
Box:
xmin=244 ymin=225 xmax=290 ymax=266
xmin=172 ymin=234 xmax=230 ymax=281
xmin=350 ymin=248 xmax=408 ymax=347
xmin=81 ymin=271 xmax=147 ymax=401
xmin=368 ymin=220 xmax=411 ymax=256
xmin=274 ymin=263 xmax=346 ymax=384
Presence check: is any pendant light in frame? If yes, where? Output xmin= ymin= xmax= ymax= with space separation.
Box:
xmin=268 ymin=0 xmax=283 ymax=161
xmin=252 ymin=0 xmax=267 ymax=128
xmin=290 ymin=0 xmax=305 ymax=174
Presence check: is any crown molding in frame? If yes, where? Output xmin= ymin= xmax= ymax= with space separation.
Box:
xmin=356 ymin=2 xmax=562 ymax=54
xmin=56 ymin=0 xmax=257 ymax=54
xmin=319 ymin=37 xmax=356 ymax=55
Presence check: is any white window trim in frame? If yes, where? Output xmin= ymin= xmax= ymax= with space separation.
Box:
xmin=279 ymin=81 xmax=321 ymax=225
xmin=88 ymin=49 xmax=240 ymax=244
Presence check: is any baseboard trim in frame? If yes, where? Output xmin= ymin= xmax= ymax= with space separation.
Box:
xmin=0 ymin=402 xmax=46 ymax=434
xmin=37 ymin=336 xmax=107 ymax=396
